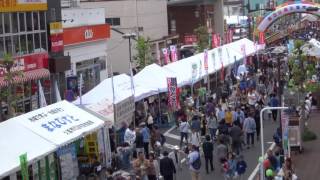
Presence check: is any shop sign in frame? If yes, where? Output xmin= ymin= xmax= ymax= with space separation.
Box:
xmin=114 ymin=96 xmax=135 ymax=129
xmin=0 ymin=0 xmax=47 ymax=12
xmin=15 ymin=101 xmax=104 ymax=145
xmin=86 ymin=98 xmax=114 ymax=128
xmin=0 ymin=52 xmax=49 ymax=77
xmin=49 ymin=22 xmax=64 ymax=53
xmin=63 ymin=24 xmax=110 ymax=46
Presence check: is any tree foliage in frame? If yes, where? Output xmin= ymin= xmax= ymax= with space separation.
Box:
xmin=134 ymin=36 xmax=153 ymax=71
xmin=0 ymin=54 xmax=23 ymax=120
xmin=194 ymin=26 xmax=209 ymax=52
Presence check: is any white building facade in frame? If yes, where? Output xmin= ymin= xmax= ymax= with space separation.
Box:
xmin=80 ymin=0 xmax=169 ymax=74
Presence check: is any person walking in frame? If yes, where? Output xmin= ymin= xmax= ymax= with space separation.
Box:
xmin=190 ymin=129 xmax=201 ymax=148
xmin=140 ymin=122 xmax=150 ymax=159
xmin=179 ymin=119 xmax=190 ymax=147
xmin=202 ymin=135 xmax=214 ymax=174
xmin=236 ymin=155 xmax=247 ymax=180
xmin=229 ymin=122 xmax=242 ymax=155
xmin=191 ymin=115 xmax=201 ymax=133
xmin=133 ymin=152 xmax=149 ymax=180
xmin=224 ymin=152 xmax=237 ymax=180
xmin=160 ymin=151 xmax=176 ymax=180
xmin=269 ymin=94 xmax=279 ymax=122
xmin=147 ymin=152 xmax=159 ymax=180
xmin=206 ymin=112 xmax=218 ymax=142
xmin=188 ymin=145 xmax=201 ymax=180
xmin=243 ymin=113 xmax=256 ymax=149
xmin=217 ymin=139 xmax=228 ymax=171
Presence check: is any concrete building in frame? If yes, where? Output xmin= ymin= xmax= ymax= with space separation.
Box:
xmin=80 ymin=0 xmax=169 ymax=74
xmin=167 ymin=0 xmax=224 ymax=44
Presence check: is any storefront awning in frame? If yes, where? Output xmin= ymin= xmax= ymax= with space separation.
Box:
xmin=0 ymin=68 xmax=50 ymax=87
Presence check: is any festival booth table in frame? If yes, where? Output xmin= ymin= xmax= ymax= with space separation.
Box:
xmin=0 ymin=119 xmax=57 ymax=179
xmin=14 ymin=101 xmax=106 ymax=179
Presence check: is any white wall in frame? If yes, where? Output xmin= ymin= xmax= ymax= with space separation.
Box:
xmin=80 ymin=0 xmax=168 ymax=74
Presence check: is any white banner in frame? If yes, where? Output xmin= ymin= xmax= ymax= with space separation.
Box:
xmin=16 ymin=100 xmax=104 ymax=146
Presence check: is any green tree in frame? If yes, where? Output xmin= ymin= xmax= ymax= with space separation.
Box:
xmin=134 ymin=36 xmax=153 ymax=71
xmin=0 ymin=54 xmax=23 ymax=121
xmin=194 ymin=26 xmax=209 ymax=52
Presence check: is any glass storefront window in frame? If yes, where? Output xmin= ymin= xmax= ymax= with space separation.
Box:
xmin=12 ymin=35 xmax=20 ymax=55
xmin=41 ymin=32 xmax=47 ymax=51
xmin=3 ymin=13 xmax=10 ymax=34
xmin=33 ymin=12 xmax=39 ymax=30
xmin=26 ymin=12 xmax=32 ymax=31
xmin=0 ymin=14 xmax=3 ymax=34
xmin=34 ymin=33 xmax=41 ymax=51
xmin=40 ymin=12 xmax=46 ymax=30
xmin=20 ymin=34 xmax=27 ymax=55
xmin=0 ymin=37 xmax=4 ymax=58
xmin=12 ymin=13 xmax=18 ymax=33
xmin=27 ymin=34 xmax=34 ymax=53
xmin=18 ymin=12 xmax=26 ymax=32
xmin=4 ymin=36 xmax=12 ymax=54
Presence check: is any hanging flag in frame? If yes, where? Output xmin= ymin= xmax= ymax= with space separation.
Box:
xmin=212 ymin=33 xmax=218 ymax=48
xmin=259 ymin=32 xmax=265 ymax=45
xmin=38 ymin=80 xmax=47 ymax=107
xmin=162 ymin=48 xmax=170 ymax=65
xmin=170 ymin=45 xmax=178 ymax=62
xmin=191 ymin=63 xmax=198 ymax=83
xmin=204 ymin=49 xmax=208 ymax=72
xmin=228 ymin=29 xmax=234 ymax=43
xmin=241 ymin=44 xmax=247 ymax=65
xmin=212 ymin=52 xmax=216 ymax=72
xmin=167 ymin=77 xmax=179 ymax=110
xmin=217 ymin=34 xmax=221 ymax=47
xmin=199 ymin=58 xmax=202 ymax=77
xmin=54 ymin=80 xmax=62 ymax=102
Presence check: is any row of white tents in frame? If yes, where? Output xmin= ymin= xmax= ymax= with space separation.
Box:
xmin=74 ymin=38 xmax=261 ymax=105
xmin=72 ymin=38 xmax=263 ymax=128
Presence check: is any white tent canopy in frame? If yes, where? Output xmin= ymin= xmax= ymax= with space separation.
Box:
xmin=16 ymin=101 xmax=105 ymax=146
xmin=302 ymin=38 xmax=320 ymax=58
xmin=0 ymin=120 xmax=56 ymax=178
xmin=133 ymin=64 xmax=177 ymax=98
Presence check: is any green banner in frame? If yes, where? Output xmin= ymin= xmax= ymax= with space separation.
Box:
xmin=19 ymin=153 xmax=29 ymax=180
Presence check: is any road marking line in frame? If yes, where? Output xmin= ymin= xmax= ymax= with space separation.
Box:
xmin=164 ymin=133 xmax=180 ymax=140
xmin=163 ymin=125 xmax=176 ymax=136
xmin=163 ymin=143 xmax=187 ymax=164
xmin=248 ymin=142 xmax=276 ymax=180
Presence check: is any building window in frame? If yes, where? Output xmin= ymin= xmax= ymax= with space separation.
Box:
xmin=105 ymin=17 xmax=120 ymax=26
xmin=0 ymin=11 xmax=47 ymax=58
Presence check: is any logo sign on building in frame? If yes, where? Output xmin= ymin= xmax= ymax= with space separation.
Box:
xmin=63 ymin=24 xmax=110 ymax=46
xmin=0 ymin=0 xmax=47 ymax=12
xmin=16 ymin=100 xmax=104 ymax=146
xmin=49 ymin=22 xmax=64 ymax=53
xmin=167 ymin=77 xmax=178 ymax=110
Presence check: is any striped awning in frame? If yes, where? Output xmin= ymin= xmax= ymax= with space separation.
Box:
xmin=0 ymin=68 xmax=50 ymax=87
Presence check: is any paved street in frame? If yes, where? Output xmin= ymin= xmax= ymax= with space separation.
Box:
xmin=160 ymin=117 xmax=278 ymax=180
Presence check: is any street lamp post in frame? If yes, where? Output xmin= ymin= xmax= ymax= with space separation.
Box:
xmin=260 ymin=106 xmax=288 ymax=180
xmin=123 ymin=33 xmax=137 ymax=127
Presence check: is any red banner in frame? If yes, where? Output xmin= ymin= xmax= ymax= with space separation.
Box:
xmin=212 ymin=33 xmax=218 ymax=48
xmin=259 ymin=32 xmax=265 ymax=45
xmin=167 ymin=77 xmax=179 ymax=110
xmin=0 ymin=53 xmax=49 ymax=77
xmin=162 ymin=48 xmax=170 ymax=65
xmin=170 ymin=45 xmax=178 ymax=62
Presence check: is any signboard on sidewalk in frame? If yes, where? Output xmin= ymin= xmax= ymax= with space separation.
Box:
xmin=114 ymin=96 xmax=135 ymax=129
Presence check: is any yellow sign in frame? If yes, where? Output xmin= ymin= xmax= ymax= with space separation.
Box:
xmin=49 ymin=22 xmax=63 ymax=34
xmin=0 ymin=0 xmax=47 ymax=12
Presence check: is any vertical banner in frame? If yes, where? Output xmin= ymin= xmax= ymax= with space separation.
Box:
xmin=211 ymin=33 xmax=217 ymax=48
xmin=199 ymin=58 xmax=202 ymax=78
xmin=162 ymin=48 xmax=170 ymax=65
xmin=204 ymin=49 xmax=208 ymax=72
xmin=38 ymin=81 xmax=47 ymax=107
xmin=170 ymin=45 xmax=178 ymax=62
xmin=218 ymin=48 xmax=224 ymax=81
xmin=259 ymin=32 xmax=265 ymax=45
xmin=167 ymin=77 xmax=178 ymax=110
xmin=241 ymin=44 xmax=247 ymax=65
xmin=191 ymin=63 xmax=198 ymax=83
xmin=19 ymin=153 xmax=29 ymax=180
xmin=217 ymin=34 xmax=221 ymax=46
xmin=54 ymin=80 xmax=62 ymax=102
xmin=228 ymin=29 xmax=234 ymax=44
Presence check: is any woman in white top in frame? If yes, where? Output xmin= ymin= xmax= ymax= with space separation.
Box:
xmin=247 ymin=89 xmax=258 ymax=106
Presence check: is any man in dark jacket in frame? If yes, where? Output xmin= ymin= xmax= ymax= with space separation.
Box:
xmin=229 ymin=123 xmax=242 ymax=155
xmin=202 ymin=135 xmax=214 ymax=174
xmin=160 ymin=151 xmax=176 ymax=180
xmin=191 ymin=115 xmax=201 ymax=133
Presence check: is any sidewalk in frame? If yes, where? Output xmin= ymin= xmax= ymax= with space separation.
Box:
xmin=291 ymin=110 xmax=320 ymax=179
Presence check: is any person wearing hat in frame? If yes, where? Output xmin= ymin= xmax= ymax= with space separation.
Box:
xmin=168 ymin=146 xmax=183 ymax=171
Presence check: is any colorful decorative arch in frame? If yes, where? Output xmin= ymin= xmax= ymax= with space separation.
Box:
xmin=257 ymin=1 xmax=320 ymax=32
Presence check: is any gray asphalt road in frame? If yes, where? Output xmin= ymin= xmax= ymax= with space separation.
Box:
xmin=160 ymin=117 xmax=279 ymax=180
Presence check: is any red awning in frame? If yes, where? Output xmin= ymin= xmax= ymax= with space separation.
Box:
xmin=0 ymin=68 xmax=50 ymax=87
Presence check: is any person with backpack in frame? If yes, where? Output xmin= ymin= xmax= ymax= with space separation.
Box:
xmin=243 ymin=113 xmax=256 ymax=149
xmin=188 ymin=145 xmax=201 ymax=180
xmin=202 ymin=135 xmax=214 ymax=174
